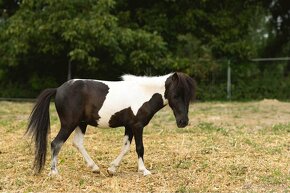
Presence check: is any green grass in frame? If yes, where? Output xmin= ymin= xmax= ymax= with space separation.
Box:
xmin=271 ymin=123 xmax=290 ymax=133
xmin=260 ymin=169 xmax=289 ymax=185
xmin=0 ymin=100 xmax=289 ymax=192
xmin=197 ymin=121 xmax=229 ymax=135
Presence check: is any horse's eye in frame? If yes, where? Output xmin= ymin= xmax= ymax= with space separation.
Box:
xmin=173 ymin=94 xmax=179 ymax=99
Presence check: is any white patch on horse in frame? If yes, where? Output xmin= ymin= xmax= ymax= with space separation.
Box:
xmin=138 ymin=157 xmax=151 ymax=176
xmin=121 ymin=74 xmax=172 ymax=104
xmin=69 ymin=79 xmax=80 ymax=84
xmin=72 ymin=127 xmax=100 ymax=173
xmin=107 ymin=135 xmax=131 ymax=175
xmin=97 ymin=74 xmax=171 ymax=128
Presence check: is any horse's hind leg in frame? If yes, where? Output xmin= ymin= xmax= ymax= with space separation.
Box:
xmin=107 ymin=126 xmax=133 ymax=175
xmin=73 ymin=123 xmax=100 ymax=173
xmin=50 ymin=124 xmax=75 ymax=176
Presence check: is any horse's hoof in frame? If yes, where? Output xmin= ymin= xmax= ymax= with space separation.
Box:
xmin=139 ymin=169 xmax=151 ymax=176
xmin=107 ymin=167 xmax=116 ymax=176
xmin=92 ymin=169 xmax=100 ymax=174
xmin=91 ymin=165 xmax=100 ymax=174
xmin=48 ymin=169 xmax=59 ymax=176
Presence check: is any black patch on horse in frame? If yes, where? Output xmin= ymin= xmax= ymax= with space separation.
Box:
xmin=109 ymin=93 xmax=164 ymax=128
xmin=55 ymin=80 xmax=109 ymax=127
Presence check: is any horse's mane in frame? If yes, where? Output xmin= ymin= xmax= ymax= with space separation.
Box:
xmin=175 ymin=72 xmax=196 ymax=101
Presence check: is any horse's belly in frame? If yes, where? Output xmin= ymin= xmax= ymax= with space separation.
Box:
xmin=97 ymin=110 xmax=114 ymax=128
xmin=97 ymin=103 xmax=131 ymax=128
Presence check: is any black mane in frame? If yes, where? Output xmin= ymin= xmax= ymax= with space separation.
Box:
xmin=176 ymin=72 xmax=196 ymax=101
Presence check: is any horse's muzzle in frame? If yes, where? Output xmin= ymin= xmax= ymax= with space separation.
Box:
xmin=177 ymin=119 xmax=188 ymax=128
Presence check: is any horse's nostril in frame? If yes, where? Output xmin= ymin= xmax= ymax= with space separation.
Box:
xmin=178 ymin=119 xmax=188 ymax=126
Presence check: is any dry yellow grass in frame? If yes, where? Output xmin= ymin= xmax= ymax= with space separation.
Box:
xmin=0 ymin=100 xmax=289 ymax=192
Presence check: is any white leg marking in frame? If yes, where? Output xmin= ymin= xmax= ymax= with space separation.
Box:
xmin=73 ymin=127 xmax=100 ymax=173
xmin=138 ymin=157 xmax=151 ymax=176
xmin=49 ymin=156 xmax=59 ymax=176
xmin=107 ymin=135 xmax=131 ymax=175
xmin=49 ymin=141 xmax=64 ymax=176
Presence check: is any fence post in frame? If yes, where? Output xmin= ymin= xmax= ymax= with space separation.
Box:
xmin=227 ymin=60 xmax=231 ymax=100
xmin=67 ymin=60 xmax=71 ymax=80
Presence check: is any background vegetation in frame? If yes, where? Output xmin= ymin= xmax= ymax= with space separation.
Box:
xmin=1 ymin=0 xmax=290 ymax=100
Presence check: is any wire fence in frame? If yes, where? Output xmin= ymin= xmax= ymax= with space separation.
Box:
xmin=1 ymin=57 xmax=289 ymax=101
xmin=196 ymin=57 xmax=290 ymax=100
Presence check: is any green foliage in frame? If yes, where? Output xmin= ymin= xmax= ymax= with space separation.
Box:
xmin=29 ymin=74 xmax=58 ymax=91
xmin=0 ymin=0 xmax=172 ymax=92
xmin=0 ymin=82 xmax=37 ymax=98
xmin=0 ymin=0 xmax=289 ymax=100
xmin=230 ymin=62 xmax=290 ymax=100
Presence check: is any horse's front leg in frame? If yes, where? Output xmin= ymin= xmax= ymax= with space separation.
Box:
xmin=107 ymin=127 xmax=133 ymax=175
xmin=133 ymin=126 xmax=151 ymax=176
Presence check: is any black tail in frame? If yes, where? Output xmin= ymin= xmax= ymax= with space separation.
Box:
xmin=26 ymin=88 xmax=57 ymax=173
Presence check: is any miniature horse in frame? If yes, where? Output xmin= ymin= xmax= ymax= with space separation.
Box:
xmin=26 ymin=72 xmax=195 ymax=176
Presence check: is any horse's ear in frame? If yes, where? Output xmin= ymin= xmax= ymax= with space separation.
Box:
xmin=172 ymin=72 xmax=179 ymax=82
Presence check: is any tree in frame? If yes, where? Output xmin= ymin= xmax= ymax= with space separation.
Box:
xmin=1 ymin=0 xmax=288 ymax=100
xmin=0 ymin=0 xmax=171 ymax=96
xmin=260 ymin=0 xmax=290 ymax=57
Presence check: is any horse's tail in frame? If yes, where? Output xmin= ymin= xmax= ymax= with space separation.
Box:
xmin=26 ymin=88 xmax=57 ymax=173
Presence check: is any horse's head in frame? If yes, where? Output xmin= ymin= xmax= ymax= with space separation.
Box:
xmin=165 ymin=72 xmax=196 ymax=128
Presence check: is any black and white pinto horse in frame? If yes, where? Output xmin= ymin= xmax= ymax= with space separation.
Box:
xmin=26 ymin=72 xmax=195 ymax=176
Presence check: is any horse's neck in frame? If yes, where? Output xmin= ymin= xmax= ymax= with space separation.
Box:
xmin=138 ymin=82 xmax=165 ymax=98
xmin=126 ymin=74 xmax=171 ymax=104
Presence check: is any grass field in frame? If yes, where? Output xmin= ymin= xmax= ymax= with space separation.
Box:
xmin=0 ymin=100 xmax=289 ymax=192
